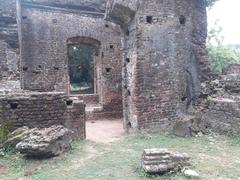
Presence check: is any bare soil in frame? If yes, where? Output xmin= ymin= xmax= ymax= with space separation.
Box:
xmin=0 ymin=163 xmax=7 ymax=176
xmin=86 ymin=119 xmax=124 ymax=143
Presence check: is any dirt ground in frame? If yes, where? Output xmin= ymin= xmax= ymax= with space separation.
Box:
xmin=86 ymin=119 xmax=125 ymax=143
xmin=0 ymin=163 xmax=7 ymax=176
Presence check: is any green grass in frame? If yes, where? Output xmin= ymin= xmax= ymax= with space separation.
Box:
xmin=0 ymin=133 xmax=240 ymax=180
xmin=0 ymin=121 xmax=11 ymax=144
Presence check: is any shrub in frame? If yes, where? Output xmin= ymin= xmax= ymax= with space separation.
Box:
xmin=207 ymin=45 xmax=240 ymax=73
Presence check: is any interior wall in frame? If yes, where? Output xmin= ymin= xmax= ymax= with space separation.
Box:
xmin=19 ymin=2 xmax=123 ymax=109
xmin=0 ymin=92 xmax=86 ymax=139
xmin=0 ymin=0 xmax=20 ymax=81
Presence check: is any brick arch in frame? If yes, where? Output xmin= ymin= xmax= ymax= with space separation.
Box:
xmin=67 ymin=36 xmax=101 ymax=56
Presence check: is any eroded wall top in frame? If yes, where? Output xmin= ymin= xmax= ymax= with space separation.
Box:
xmin=21 ymin=0 xmax=108 ymax=13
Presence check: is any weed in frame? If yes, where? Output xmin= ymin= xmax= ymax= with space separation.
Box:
xmin=0 ymin=121 xmax=11 ymax=144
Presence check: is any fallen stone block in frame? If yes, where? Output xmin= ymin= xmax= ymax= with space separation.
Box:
xmin=16 ymin=125 xmax=74 ymax=158
xmin=142 ymin=148 xmax=190 ymax=174
xmin=3 ymin=126 xmax=37 ymax=148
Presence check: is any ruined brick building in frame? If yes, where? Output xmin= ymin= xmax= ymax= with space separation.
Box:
xmin=3 ymin=0 xmax=234 ymax=138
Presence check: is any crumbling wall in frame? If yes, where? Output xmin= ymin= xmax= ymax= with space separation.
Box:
xmin=107 ymin=0 xmax=208 ymax=132
xmin=21 ymin=0 xmax=107 ymax=13
xmin=0 ymin=92 xmax=86 ymax=139
xmin=203 ymin=97 xmax=240 ymax=134
xmin=191 ymin=0 xmax=211 ymax=81
xmin=199 ymin=68 xmax=240 ymax=134
xmin=0 ymin=0 xmax=20 ymax=80
xmin=222 ymin=64 xmax=240 ymax=75
xmin=105 ymin=0 xmax=139 ymax=30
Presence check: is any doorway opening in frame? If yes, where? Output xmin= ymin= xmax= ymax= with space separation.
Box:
xmin=67 ymin=37 xmax=124 ymax=142
xmin=67 ymin=37 xmax=101 ymax=95
xmin=68 ymin=44 xmax=94 ymax=94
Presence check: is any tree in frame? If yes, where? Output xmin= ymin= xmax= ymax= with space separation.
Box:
xmin=207 ymin=20 xmax=240 ymax=73
xmin=207 ymin=45 xmax=240 ymax=73
xmin=206 ymin=0 xmax=219 ymax=8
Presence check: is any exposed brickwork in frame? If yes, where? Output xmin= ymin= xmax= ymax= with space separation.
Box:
xmin=19 ymin=1 xmax=123 ymax=118
xmin=111 ymin=0 xmax=208 ymax=132
xmin=80 ymin=93 xmax=123 ymax=121
xmin=0 ymin=0 xmax=20 ymax=80
xmin=74 ymin=94 xmax=99 ymax=105
xmin=191 ymin=0 xmax=211 ymax=81
xmin=0 ymin=92 xmax=86 ymax=139
xmin=0 ymin=0 xmax=213 ymax=134
xmin=64 ymin=100 xmax=86 ymax=139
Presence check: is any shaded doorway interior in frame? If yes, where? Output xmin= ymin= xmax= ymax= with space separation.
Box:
xmin=68 ymin=44 xmax=94 ymax=94
xmin=67 ymin=37 xmax=124 ymax=141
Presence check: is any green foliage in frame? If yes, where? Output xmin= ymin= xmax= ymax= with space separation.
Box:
xmin=206 ymin=0 xmax=219 ymax=8
xmin=68 ymin=45 xmax=94 ymax=84
xmin=207 ymin=95 xmax=213 ymax=102
xmin=0 ymin=146 xmax=15 ymax=157
xmin=0 ymin=121 xmax=11 ymax=144
xmin=68 ymin=45 xmax=94 ymax=94
xmin=207 ymin=20 xmax=240 ymax=73
xmin=207 ymin=45 xmax=240 ymax=73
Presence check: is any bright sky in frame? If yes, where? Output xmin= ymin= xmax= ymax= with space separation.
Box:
xmin=207 ymin=0 xmax=240 ymax=44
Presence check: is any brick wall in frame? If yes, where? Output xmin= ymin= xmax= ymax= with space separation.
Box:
xmin=111 ymin=0 xmax=208 ymax=132
xmin=19 ymin=1 xmax=123 ymax=116
xmin=0 ymin=0 xmax=211 ymax=133
xmin=0 ymin=92 xmax=86 ymax=139
xmin=0 ymin=0 xmax=20 ymax=80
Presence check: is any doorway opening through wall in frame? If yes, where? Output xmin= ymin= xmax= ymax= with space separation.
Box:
xmin=68 ymin=44 xmax=94 ymax=94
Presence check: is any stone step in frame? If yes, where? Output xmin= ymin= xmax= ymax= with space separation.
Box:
xmin=85 ymin=104 xmax=122 ymax=121
xmin=86 ymin=104 xmax=104 ymax=121
xmin=70 ymin=94 xmax=99 ymax=105
xmin=86 ymin=104 xmax=103 ymax=113
xmin=69 ymin=95 xmax=122 ymax=121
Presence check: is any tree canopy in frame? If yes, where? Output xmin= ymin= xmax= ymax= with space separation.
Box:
xmin=207 ymin=20 xmax=240 ymax=73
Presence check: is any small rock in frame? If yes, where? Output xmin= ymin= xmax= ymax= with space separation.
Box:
xmin=196 ymin=132 xmax=203 ymax=137
xmin=183 ymin=168 xmax=200 ymax=179
xmin=173 ymin=115 xmax=205 ymax=137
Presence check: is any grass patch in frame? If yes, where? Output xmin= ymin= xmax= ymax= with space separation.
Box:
xmin=0 ymin=133 xmax=240 ymax=180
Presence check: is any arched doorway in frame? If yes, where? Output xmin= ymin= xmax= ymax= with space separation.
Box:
xmin=67 ymin=37 xmax=124 ymax=142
